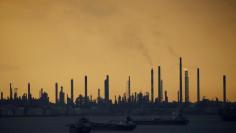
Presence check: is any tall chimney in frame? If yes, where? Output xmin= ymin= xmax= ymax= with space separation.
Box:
xmin=107 ymin=75 xmax=109 ymax=100
xmin=14 ymin=88 xmax=18 ymax=100
xmin=128 ymin=76 xmax=131 ymax=100
xmin=28 ymin=82 xmax=31 ymax=100
xmin=177 ymin=90 xmax=180 ymax=102
xmin=0 ymin=92 xmax=3 ymax=100
xmin=185 ymin=70 xmax=189 ymax=103
xmin=179 ymin=57 xmax=183 ymax=103
xmin=160 ymin=80 xmax=163 ymax=101
xmin=223 ymin=75 xmax=226 ymax=103
xmin=104 ymin=75 xmax=109 ymax=101
xmin=55 ymin=82 xmax=58 ymax=104
xmin=197 ymin=68 xmax=200 ymax=102
xmin=85 ymin=76 xmax=88 ymax=99
xmin=71 ymin=79 xmax=74 ymax=103
xmin=151 ymin=68 xmax=154 ymax=103
xmin=60 ymin=86 xmax=65 ymax=104
xmin=158 ymin=66 xmax=161 ymax=102
xmin=10 ymin=82 xmax=13 ymax=100
xmin=164 ymin=90 xmax=168 ymax=103
xmin=104 ymin=78 xmax=107 ymax=100
xmin=98 ymin=88 xmax=100 ymax=99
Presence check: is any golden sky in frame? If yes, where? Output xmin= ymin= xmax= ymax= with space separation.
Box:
xmin=0 ymin=0 xmax=236 ymax=102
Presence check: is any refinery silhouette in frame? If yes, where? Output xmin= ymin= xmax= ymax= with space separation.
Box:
xmin=0 ymin=57 xmax=234 ymax=117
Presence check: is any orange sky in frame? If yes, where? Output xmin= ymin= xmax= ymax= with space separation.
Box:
xmin=0 ymin=0 xmax=236 ymax=102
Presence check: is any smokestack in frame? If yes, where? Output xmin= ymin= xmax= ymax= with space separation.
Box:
xmin=151 ymin=68 xmax=154 ymax=103
xmin=164 ymin=90 xmax=168 ymax=103
xmin=98 ymin=88 xmax=100 ymax=99
xmin=104 ymin=78 xmax=107 ymax=100
xmin=114 ymin=96 xmax=117 ymax=104
xmin=71 ymin=79 xmax=74 ymax=103
xmin=28 ymin=82 xmax=31 ymax=100
xmin=160 ymin=80 xmax=163 ymax=101
xmin=60 ymin=86 xmax=65 ymax=104
xmin=85 ymin=76 xmax=88 ymax=99
xmin=185 ymin=70 xmax=189 ymax=103
xmin=158 ymin=66 xmax=161 ymax=102
xmin=14 ymin=88 xmax=18 ymax=100
xmin=128 ymin=76 xmax=131 ymax=101
xmin=0 ymin=92 xmax=3 ymax=100
xmin=197 ymin=68 xmax=200 ymax=102
xmin=179 ymin=57 xmax=183 ymax=103
xmin=107 ymin=75 xmax=109 ymax=100
xmin=104 ymin=75 xmax=110 ymax=101
xmin=10 ymin=82 xmax=13 ymax=100
xmin=223 ymin=75 xmax=226 ymax=103
xmin=55 ymin=82 xmax=58 ymax=104
xmin=177 ymin=90 xmax=180 ymax=103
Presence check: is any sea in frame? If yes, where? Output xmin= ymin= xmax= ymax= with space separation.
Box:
xmin=0 ymin=115 xmax=236 ymax=133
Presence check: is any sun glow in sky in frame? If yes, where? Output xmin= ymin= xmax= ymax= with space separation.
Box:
xmin=0 ymin=0 xmax=236 ymax=102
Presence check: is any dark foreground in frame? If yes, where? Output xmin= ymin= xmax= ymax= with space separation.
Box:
xmin=0 ymin=115 xmax=236 ymax=133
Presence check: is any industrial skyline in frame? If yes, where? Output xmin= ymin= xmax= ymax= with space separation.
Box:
xmin=0 ymin=57 xmax=232 ymax=103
